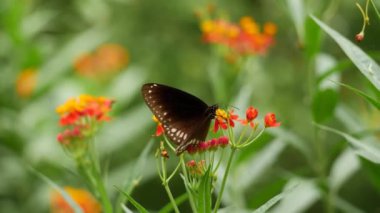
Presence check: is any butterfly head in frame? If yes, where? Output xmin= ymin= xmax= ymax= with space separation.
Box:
xmin=208 ymin=104 xmax=219 ymax=118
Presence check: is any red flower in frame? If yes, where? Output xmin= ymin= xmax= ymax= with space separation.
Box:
xmin=264 ymin=113 xmax=281 ymax=128
xmin=217 ymin=136 xmax=229 ymax=147
xmin=185 ymin=136 xmax=229 ymax=154
xmin=152 ymin=115 xmax=164 ymax=136
xmin=240 ymin=106 xmax=258 ymax=127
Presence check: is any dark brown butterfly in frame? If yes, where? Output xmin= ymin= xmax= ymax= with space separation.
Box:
xmin=141 ymin=83 xmax=218 ymax=154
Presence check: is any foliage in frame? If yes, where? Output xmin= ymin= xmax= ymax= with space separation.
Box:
xmin=1 ymin=0 xmax=380 ymax=212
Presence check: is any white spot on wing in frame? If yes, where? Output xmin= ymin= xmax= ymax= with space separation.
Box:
xmin=171 ymin=128 xmax=177 ymax=132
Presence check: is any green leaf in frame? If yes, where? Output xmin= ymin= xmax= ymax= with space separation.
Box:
xmin=272 ymin=179 xmax=319 ymax=213
xmin=329 ymin=149 xmax=360 ymax=191
xmin=115 ymin=141 xmax=153 ymax=213
xmin=29 ymin=168 xmax=83 ymax=213
xmin=198 ymin=167 xmax=212 ymax=213
xmin=316 ymin=124 xmax=380 ymax=164
xmin=312 ymin=88 xmax=338 ymax=122
xmin=286 ymin=0 xmax=306 ymax=42
xmin=304 ymin=16 xmax=321 ymax=58
xmin=336 ymin=81 xmax=380 ymax=110
xmin=311 ymin=15 xmax=380 ymax=91
xmin=115 ymin=186 xmax=149 ymax=213
xmin=159 ymin=193 xmax=188 ymax=213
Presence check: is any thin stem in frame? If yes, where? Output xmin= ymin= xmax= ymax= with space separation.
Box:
xmin=161 ymin=155 xmax=180 ymax=213
xmin=238 ymin=128 xmax=265 ymax=148
xmin=180 ymin=155 xmax=197 ymax=212
xmin=213 ymin=147 xmax=237 ymax=213
xmin=370 ymin=0 xmax=380 ymax=21
xmin=236 ymin=125 xmax=248 ymax=145
xmin=167 ymin=161 xmax=182 ymax=182
xmin=163 ymin=183 xmax=180 ymax=213
xmin=356 ymin=2 xmax=368 ymax=32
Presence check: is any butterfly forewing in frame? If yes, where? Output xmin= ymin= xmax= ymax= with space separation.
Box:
xmin=141 ymin=83 xmax=216 ymax=154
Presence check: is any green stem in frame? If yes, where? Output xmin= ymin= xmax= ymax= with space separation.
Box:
xmin=77 ymin=154 xmax=113 ymax=213
xmin=370 ymin=0 xmax=380 ymax=21
xmin=213 ymin=147 xmax=237 ymax=213
xmin=163 ymin=182 xmax=180 ymax=213
xmin=180 ymin=156 xmax=197 ymax=212
xmin=161 ymin=154 xmax=180 ymax=213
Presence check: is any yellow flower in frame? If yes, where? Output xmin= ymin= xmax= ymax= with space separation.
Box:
xmin=16 ymin=68 xmax=37 ymax=98
xmin=51 ymin=187 xmax=101 ymax=213
xmin=216 ymin=108 xmax=228 ymax=120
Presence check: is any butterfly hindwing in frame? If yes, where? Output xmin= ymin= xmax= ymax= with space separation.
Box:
xmin=141 ymin=83 xmax=216 ymax=154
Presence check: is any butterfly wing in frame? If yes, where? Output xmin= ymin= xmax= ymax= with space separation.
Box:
xmin=141 ymin=83 xmax=213 ymax=154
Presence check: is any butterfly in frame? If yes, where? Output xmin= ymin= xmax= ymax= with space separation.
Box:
xmin=141 ymin=83 xmax=218 ymax=154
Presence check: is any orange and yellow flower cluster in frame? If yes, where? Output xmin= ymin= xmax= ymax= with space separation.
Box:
xmin=200 ymin=16 xmax=277 ymax=56
xmin=74 ymin=44 xmax=129 ymax=79
xmin=51 ymin=186 xmax=101 ymax=213
xmin=56 ymin=95 xmax=113 ymax=145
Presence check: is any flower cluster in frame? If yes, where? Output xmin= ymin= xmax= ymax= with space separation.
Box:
xmin=214 ymin=106 xmax=280 ymax=132
xmin=16 ymin=68 xmax=37 ymax=98
xmin=51 ymin=186 xmax=101 ymax=213
xmin=74 ymin=44 xmax=129 ymax=79
xmin=214 ymin=109 xmax=238 ymax=132
xmin=186 ymin=160 xmax=206 ymax=176
xmin=56 ymin=95 xmax=113 ymax=145
xmin=186 ymin=136 xmax=229 ymax=154
xmin=200 ymin=16 xmax=277 ymax=56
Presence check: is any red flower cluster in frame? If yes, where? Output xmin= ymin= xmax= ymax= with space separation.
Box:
xmin=200 ymin=16 xmax=277 ymax=55
xmin=186 ymin=136 xmax=229 ymax=154
xmin=56 ymin=95 xmax=113 ymax=145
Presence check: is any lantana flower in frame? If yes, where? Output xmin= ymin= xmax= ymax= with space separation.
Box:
xmin=51 ymin=186 xmax=101 ymax=213
xmin=200 ymin=16 xmax=277 ymax=58
xmin=56 ymin=95 xmax=113 ymax=146
xmin=74 ymin=43 xmax=129 ymax=79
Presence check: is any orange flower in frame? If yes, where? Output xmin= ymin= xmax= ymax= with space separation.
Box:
xmin=213 ymin=109 xmax=238 ymax=133
xmin=264 ymin=113 xmax=281 ymax=128
xmin=56 ymin=95 xmax=113 ymax=145
xmin=16 ymin=68 xmax=37 ymax=98
xmin=240 ymin=106 xmax=258 ymax=128
xmin=51 ymin=187 xmax=101 ymax=213
xmin=74 ymin=43 xmax=129 ymax=79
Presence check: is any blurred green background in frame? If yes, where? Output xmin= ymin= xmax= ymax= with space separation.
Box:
xmin=1 ymin=0 xmax=380 ymax=212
